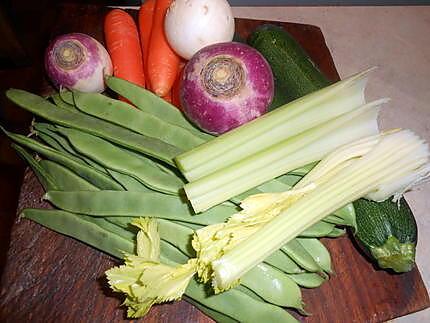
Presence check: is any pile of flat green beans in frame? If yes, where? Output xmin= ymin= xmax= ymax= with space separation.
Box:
xmin=3 ymin=77 xmax=355 ymax=323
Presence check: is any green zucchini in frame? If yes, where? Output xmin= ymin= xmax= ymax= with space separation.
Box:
xmin=247 ymin=24 xmax=331 ymax=110
xmin=353 ymin=197 xmax=417 ymax=273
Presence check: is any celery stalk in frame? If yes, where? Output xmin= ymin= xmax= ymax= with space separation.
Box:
xmin=175 ymin=68 xmax=374 ymax=181
xmin=185 ymin=99 xmax=385 ymax=212
xmin=210 ymin=130 xmax=430 ymax=291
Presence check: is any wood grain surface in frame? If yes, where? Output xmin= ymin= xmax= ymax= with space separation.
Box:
xmin=0 ymin=3 xmax=429 ymax=323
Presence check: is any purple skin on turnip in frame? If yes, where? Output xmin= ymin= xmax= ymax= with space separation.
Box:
xmin=180 ymin=42 xmax=274 ymax=135
xmin=45 ymin=33 xmax=112 ymax=93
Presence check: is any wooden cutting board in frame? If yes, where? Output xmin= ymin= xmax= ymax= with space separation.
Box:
xmin=1 ymin=3 xmax=429 ymax=322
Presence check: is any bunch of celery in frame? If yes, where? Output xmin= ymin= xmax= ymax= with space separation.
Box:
xmin=175 ymin=68 xmax=386 ymax=212
xmin=107 ymin=129 xmax=430 ymax=311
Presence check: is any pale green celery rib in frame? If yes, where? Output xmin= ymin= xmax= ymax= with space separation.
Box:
xmin=175 ymin=68 xmax=373 ymax=179
xmin=186 ymin=101 xmax=381 ymax=199
xmin=210 ymin=130 xmax=426 ymax=290
xmin=186 ymin=100 xmax=383 ymax=212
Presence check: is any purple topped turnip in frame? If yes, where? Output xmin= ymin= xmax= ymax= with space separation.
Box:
xmin=180 ymin=42 xmax=274 ymax=135
xmin=45 ymin=33 xmax=113 ymax=93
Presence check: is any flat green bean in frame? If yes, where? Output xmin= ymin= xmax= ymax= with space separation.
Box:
xmin=184 ymin=296 xmax=238 ymax=323
xmin=326 ymin=227 xmax=346 ymax=238
xmin=36 ymin=129 xmax=106 ymax=173
xmin=51 ymin=93 xmax=77 ymax=111
xmin=6 ymin=89 xmax=182 ymax=165
xmin=107 ymin=169 xmax=150 ymax=192
xmin=82 ymin=215 xmax=136 ymax=241
xmin=186 ymin=275 xmax=298 ymax=323
xmin=105 ymin=76 xmax=212 ymax=141
xmin=12 ymin=144 xmax=57 ymax=191
xmin=39 ymin=160 xmax=99 ymax=191
xmin=35 ymin=128 xmax=71 ymax=155
xmin=34 ymin=123 xmax=81 ymax=154
xmin=264 ymin=250 xmax=304 ymax=274
xmin=58 ymin=90 xmax=75 ymax=105
xmin=241 ymin=263 xmax=305 ymax=311
xmin=297 ymin=238 xmax=332 ymax=274
xmin=172 ymin=220 xmax=203 ymax=231
xmin=74 ymin=91 xmax=205 ymax=151
xmin=333 ymin=203 xmax=357 ymax=230
xmin=287 ymin=272 xmax=327 ymax=288
xmin=157 ymin=219 xmax=195 ymax=257
xmin=21 ymin=208 xmax=133 ymax=259
xmin=56 ymin=127 xmax=183 ymax=195
xmin=46 ymin=191 xmax=236 ymax=225
xmin=299 ymin=221 xmax=335 ymax=238
xmin=323 ymin=214 xmax=347 ymax=226
xmin=2 ymin=128 xmax=122 ymax=190
xmin=281 ymin=240 xmax=323 ymax=273
xmin=34 ymin=123 xmax=108 ymax=173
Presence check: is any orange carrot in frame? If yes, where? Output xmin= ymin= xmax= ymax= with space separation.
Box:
xmin=104 ymin=9 xmax=145 ymax=88
xmin=162 ymin=90 xmax=172 ymax=104
xmin=171 ymin=61 xmax=186 ymax=110
xmin=147 ymin=0 xmax=181 ymax=97
xmin=138 ymin=0 xmax=156 ymax=88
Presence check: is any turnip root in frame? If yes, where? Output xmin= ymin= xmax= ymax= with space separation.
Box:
xmin=181 ymin=42 xmax=274 ymax=135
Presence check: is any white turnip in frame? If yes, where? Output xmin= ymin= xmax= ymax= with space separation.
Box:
xmin=165 ymin=0 xmax=235 ymax=60
xmin=45 ymin=33 xmax=112 ymax=93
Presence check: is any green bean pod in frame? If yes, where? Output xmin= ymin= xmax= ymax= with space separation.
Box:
xmin=34 ymin=127 xmax=71 ymax=155
xmin=6 ymin=89 xmax=182 ymax=165
xmin=46 ymin=191 xmax=235 ymax=225
xmin=183 ymin=297 xmax=238 ymax=323
xmin=12 ymin=144 xmax=57 ymax=191
xmin=322 ymin=214 xmax=347 ymax=226
xmin=241 ymin=263 xmax=305 ymax=312
xmin=51 ymin=93 xmax=77 ymax=111
xmin=58 ymin=90 xmax=75 ymax=105
xmin=264 ymin=249 xmax=305 ymax=274
xmin=39 ymin=160 xmax=100 ymax=191
xmin=73 ymin=91 xmax=205 ymax=151
xmin=299 ymin=221 xmax=335 ymax=237
xmin=297 ymin=238 xmax=332 ymax=274
xmin=333 ymin=203 xmax=357 ymax=230
xmin=107 ymin=169 xmax=150 ymax=192
xmin=2 ymin=128 xmax=122 ymax=190
xmin=287 ymin=272 xmax=327 ymax=289
xmin=281 ymin=240 xmax=324 ymax=273
xmin=36 ymin=129 xmax=107 ymax=173
xmin=34 ymin=123 xmax=108 ymax=173
xmin=55 ymin=127 xmax=183 ymax=195
xmin=326 ymin=227 xmax=346 ymax=238
xmin=157 ymin=219 xmax=196 ymax=257
xmin=105 ymin=76 xmax=212 ymax=141
xmin=21 ymin=208 xmax=133 ymax=259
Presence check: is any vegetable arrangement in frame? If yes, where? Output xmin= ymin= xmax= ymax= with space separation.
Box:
xmin=5 ymin=2 xmax=428 ymax=322
xmin=2 ymin=81 xmax=351 ymax=321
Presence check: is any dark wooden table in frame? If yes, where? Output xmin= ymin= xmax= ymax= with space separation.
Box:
xmin=0 ymin=3 xmax=429 ymax=322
